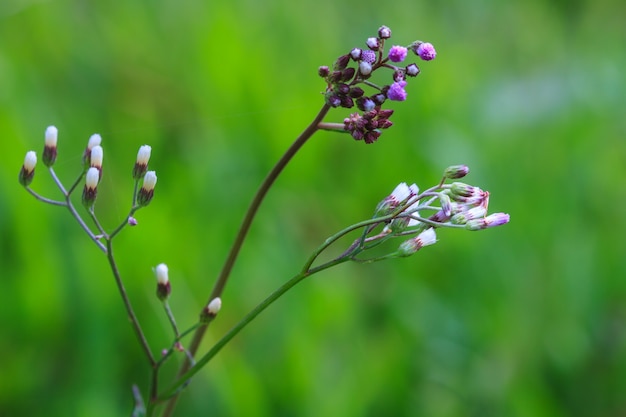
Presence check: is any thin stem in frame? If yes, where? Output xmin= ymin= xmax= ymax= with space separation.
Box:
xmin=105 ymin=239 xmax=155 ymax=366
xmin=24 ymin=187 xmax=66 ymax=206
xmin=157 ymin=256 xmax=349 ymax=402
xmin=159 ymin=103 xmax=331 ymax=417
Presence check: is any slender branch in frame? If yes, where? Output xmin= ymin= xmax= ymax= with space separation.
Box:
xmin=24 ymin=187 xmax=66 ymax=206
xmin=105 ymin=239 xmax=155 ymax=366
xmin=159 ymin=103 xmax=331 ymax=417
xmin=157 ymin=255 xmax=349 ymax=402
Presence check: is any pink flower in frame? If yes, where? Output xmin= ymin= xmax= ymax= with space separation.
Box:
xmin=417 ymin=42 xmax=436 ymax=61
xmin=387 ymin=81 xmax=407 ymax=101
xmin=388 ymin=46 xmax=408 ymax=63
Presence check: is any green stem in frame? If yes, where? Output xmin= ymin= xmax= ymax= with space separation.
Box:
xmin=105 ymin=239 xmax=155 ymax=366
xmin=156 ymin=256 xmax=349 ymax=402
xmin=158 ymin=102 xmax=331 ymax=417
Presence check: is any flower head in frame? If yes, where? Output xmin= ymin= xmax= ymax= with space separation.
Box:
xmin=137 ymin=171 xmax=157 ymax=207
xmin=200 ymin=297 xmax=223 ymax=322
xmin=155 ymin=263 xmax=170 ymax=301
xmin=19 ymin=151 xmax=37 ymax=186
xmin=82 ymin=167 xmax=100 ymax=208
xmin=398 ymin=228 xmax=437 ymax=256
xmin=83 ymin=134 xmax=102 ymax=165
xmin=387 ymin=80 xmax=407 ymax=101
xmin=388 ymin=46 xmax=407 ymax=63
xmin=133 ymin=145 xmax=152 ymax=179
xmin=416 ymin=42 xmax=436 ymax=61
xmin=43 ymin=126 xmax=58 ymax=167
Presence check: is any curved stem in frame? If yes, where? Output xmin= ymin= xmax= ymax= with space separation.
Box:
xmin=105 ymin=239 xmax=155 ymax=366
xmin=159 ymin=103 xmax=331 ymax=417
xmin=157 ymin=255 xmax=349 ymax=402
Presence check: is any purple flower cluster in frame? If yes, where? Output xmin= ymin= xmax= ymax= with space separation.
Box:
xmin=319 ymin=26 xmax=437 ymax=144
xmin=343 ymin=109 xmax=394 ymax=144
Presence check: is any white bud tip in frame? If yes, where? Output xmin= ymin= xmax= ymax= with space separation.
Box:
xmin=207 ymin=297 xmax=222 ymax=315
xmin=417 ymin=228 xmax=437 ymax=247
xmin=24 ymin=151 xmax=37 ymax=170
xmin=85 ymin=167 xmax=100 ymax=188
xmin=155 ymin=263 xmax=169 ymax=285
xmin=136 ymin=145 xmax=152 ymax=164
xmin=88 ymin=133 xmax=102 ymax=149
xmin=45 ymin=126 xmax=58 ymax=146
xmin=90 ymin=145 xmax=104 ymax=167
xmin=142 ymin=171 xmax=157 ymax=191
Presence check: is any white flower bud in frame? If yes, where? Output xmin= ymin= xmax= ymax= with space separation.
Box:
xmin=90 ymin=145 xmax=103 ymax=169
xmin=45 ymin=126 xmax=58 ymax=147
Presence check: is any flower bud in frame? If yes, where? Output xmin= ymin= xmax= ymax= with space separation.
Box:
xmin=466 ymin=213 xmax=510 ymax=230
xmin=416 ymin=42 xmax=437 ymax=61
xmin=132 ymin=145 xmax=152 ymax=180
xmin=406 ymin=63 xmax=420 ymax=77
xmin=82 ymin=167 xmax=100 ymax=208
xmin=318 ymin=66 xmax=329 ymax=78
xmin=42 ymin=126 xmax=58 ymax=167
xmin=154 ymin=263 xmax=171 ymax=301
xmin=366 ymin=37 xmax=380 ymax=51
xmin=397 ymin=228 xmax=437 ymax=257
xmin=137 ymin=171 xmax=157 ymax=207
xmin=359 ymin=61 xmax=372 ymax=76
xmin=378 ymin=25 xmax=391 ymax=39
xmin=19 ymin=151 xmax=37 ymax=186
xmin=83 ymin=134 xmax=102 ymax=166
xmin=200 ymin=297 xmax=222 ymax=323
xmin=444 ymin=165 xmax=470 ymax=180
xmin=90 ymin=145 xmax=103 ymax=172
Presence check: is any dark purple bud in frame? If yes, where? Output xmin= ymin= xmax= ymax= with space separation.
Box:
xmin=340 ymin=96 xmax=354 ymax=108
xmin=378 ymin=119 xmax=393 ymax=129
xmin=329 ymin=71 xmax=342 ymax=83
xmin=356 ymin=97 xmax=375 ymax=111
xmin=334 ymin=54 xmax=351 ymax=70
xmin=336 ymin=83 xmax=350 ymax=95
xmin=364 ymin=130 xmax=381 ymax=144
xmin=372 ymin=93 xmax=386 ymax=105
xmin=326 ymin=93 xmax=342 ymax=107
xmin=348 ymin=87 xmax=364 ymax=98
xmin=318 ymin=66 xmax=330 ymax=77
xmin=377 ymin=109 xmax=394 ymax=119
xmin=341 ymin=67 xmax=356 ymax=81
xmin=393 ymin=70 xmax=405 ymax=82
xmin=351 ymin=130 xmax=364 ymax=140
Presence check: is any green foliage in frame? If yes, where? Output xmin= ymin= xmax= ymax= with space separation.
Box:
xmin=1 ymin=0 xmax=625 ymax=415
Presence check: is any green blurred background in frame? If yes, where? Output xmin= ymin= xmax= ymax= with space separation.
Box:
xmin=1 ymin=0 xmax=625 ymax=415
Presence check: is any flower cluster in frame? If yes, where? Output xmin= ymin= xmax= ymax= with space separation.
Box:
xmin=19 ymin=126 xmax=158 ymax=211
xmin=318 ymin=25 xmax=437 ymax=144
xmin=355 ymin=165 xmax=509 ymax=260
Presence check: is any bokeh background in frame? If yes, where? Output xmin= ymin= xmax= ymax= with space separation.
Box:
xmin=1 ymin=0 xmax=625 ymax=416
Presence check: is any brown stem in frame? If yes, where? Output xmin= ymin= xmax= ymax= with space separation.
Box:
xmin=158 ymin=103 xmax=331 ymax=417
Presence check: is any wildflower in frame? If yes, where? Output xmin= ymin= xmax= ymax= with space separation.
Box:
xmin=19 ymin=151 xmax=37 ymax=187
xmin=378 ymin=25 xmax=392 ymax=39
xmin=387 ymin=81 xmax=407 ymax=101
xmin=132 ymin=145 xmax=152 ymax=180
xmin=397 ymin=228 xmax=437 ymax=256
xmin=82 ymin=167 xmax=100 ymax=208
xmin=388 ymin=46 xmax=407 ymax=63
xmin=366 ymin=37 xmax=380 ymax=51
xmin=90 ymin=145 xmax=103 ymax=172
xmin=375 ymin=182 xmax=419 ymax=216
xmin=200 ymin=297 xmax=222 ymax=322
xmin=137 ymin=171 xmax=157 ymax=207
xmin=416 ymin=42 xmax=436 ymax=61
xmin=466 ymin=213 xmax=510 ymax=231
xmin=406 ymin=63 xmax=420 ymax=77
xmin=155 ymin=263 xmax=171 ymax=301
xmin=444 ymin=165 xmax=470 ymax=180
xmin=359 ymin=61 xmax=372 ymax=76
xmin=42 ymin=126 xmax=58 ymax=167
xmin=361 ymin=50 xmax=376 ymax=64
xmin=83 ymin=134 xmax=102 ymax=165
